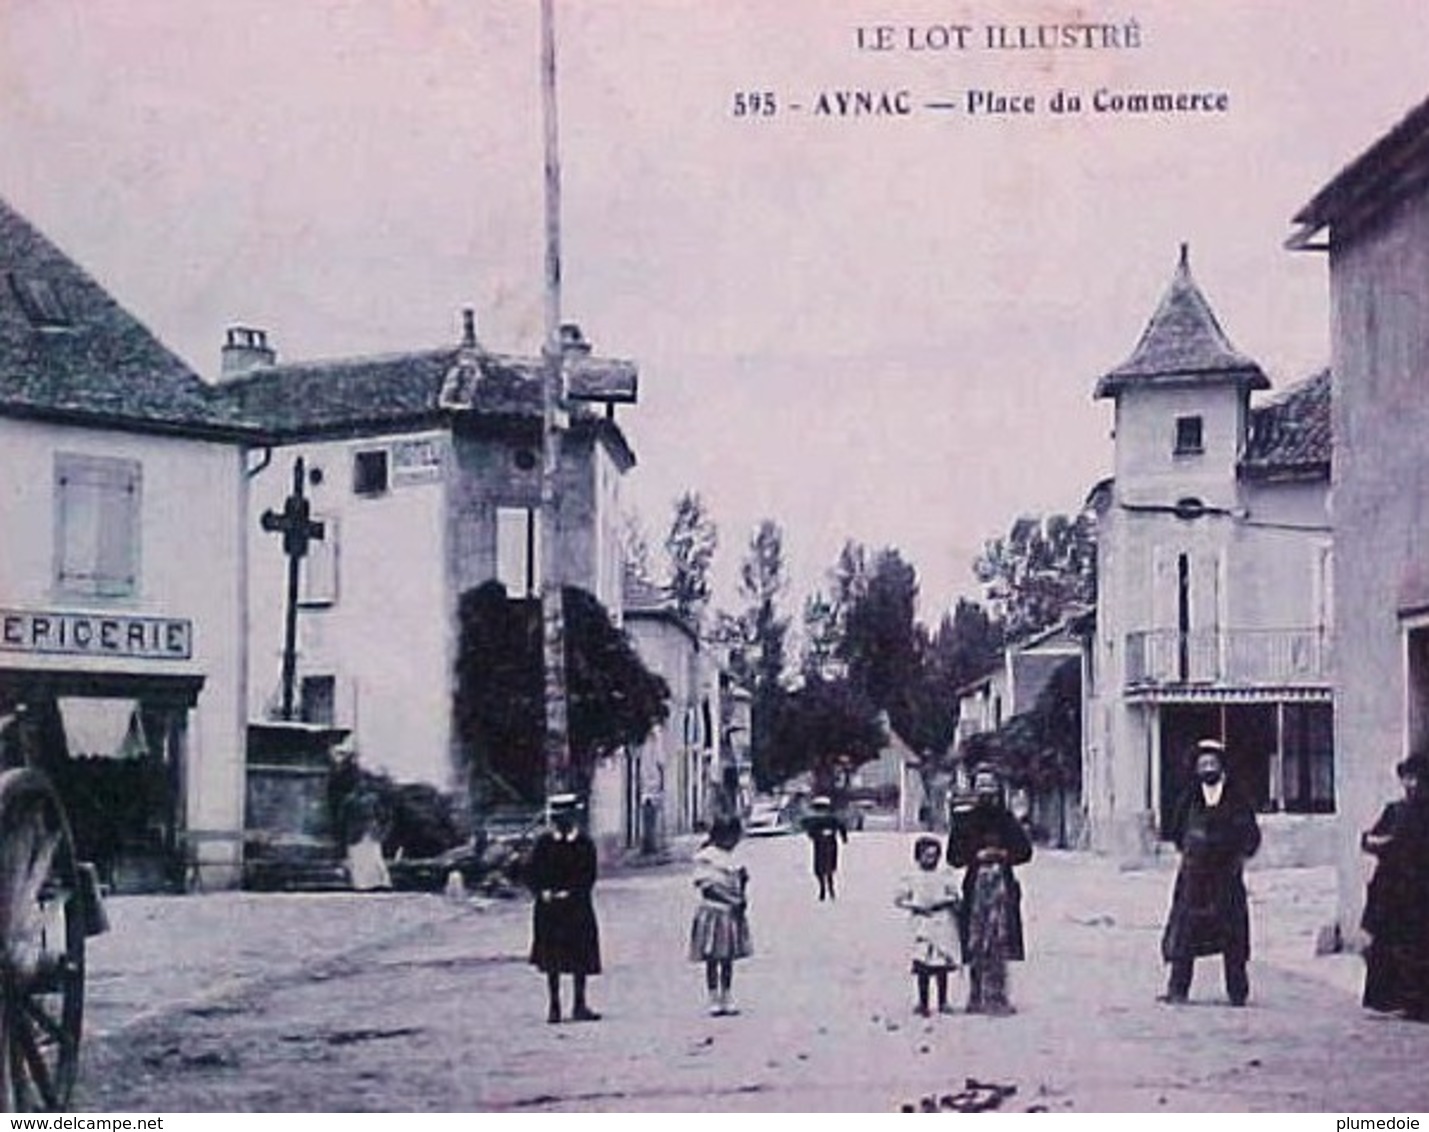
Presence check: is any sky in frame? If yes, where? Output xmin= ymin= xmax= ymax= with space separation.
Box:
xmin=1 ymin=0 xmax=1426 ymax=624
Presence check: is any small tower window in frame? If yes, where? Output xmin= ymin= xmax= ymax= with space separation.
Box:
xmin=352 ymin=449 xmax=390 ymax=496
xmin=1174 ymin=415 xmax=1204 ymax=455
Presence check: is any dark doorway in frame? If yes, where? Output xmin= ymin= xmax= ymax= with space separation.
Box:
xmin=1158 ymin=702 xmax=1276 ymax=834
xmin=1158 ymin=703 xmax=1220 ymax=834
xmin=0 ymin=671 xmax=198 ymax=893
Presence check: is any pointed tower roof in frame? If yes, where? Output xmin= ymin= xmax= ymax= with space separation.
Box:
xmin=1094 ymin=245 xmax=1269 ymax=399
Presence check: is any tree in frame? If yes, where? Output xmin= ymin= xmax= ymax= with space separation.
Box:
xmin=738 ymin=520 xmax=790 ymax=792
xmin=665 ymin=491 xmax=718 ymax=623
xmin=973 ymin=511 xmax=1096 ymax=642
xmin=764 ymin=673 xmax=885 ymax=794
xmin=454 ymin=581 xmax=670 ymax=809
xmin=800 ymin=590 xmax=842 ymax=680
xmin=840 ymin=547 xmax=923 ymax=740
xmin=619 ymin=509 xmax=657 ymax=586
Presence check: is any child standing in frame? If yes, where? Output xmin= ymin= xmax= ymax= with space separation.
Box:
xmin=690 ymin=816 xmax=752 ymax=1016
xmin=894 ymin=836 xmax=962 ymax=1016
xmin=803 ymin=795 xmax=849 ymax=901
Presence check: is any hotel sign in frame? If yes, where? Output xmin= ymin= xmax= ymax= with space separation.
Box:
xmin=0 ymin=609 xmax=193 ymax=660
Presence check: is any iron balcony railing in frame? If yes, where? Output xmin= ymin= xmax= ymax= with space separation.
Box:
xmin=1125 ymin=628 xmax=1332 ymax=688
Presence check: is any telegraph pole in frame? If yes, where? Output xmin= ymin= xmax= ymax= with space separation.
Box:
xmin=538 ymin=0 xmax=572 ymax=801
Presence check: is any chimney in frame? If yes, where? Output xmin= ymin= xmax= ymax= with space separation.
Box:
xmin=559 ymin=322 xmax=592 ymax=357
xmin=221 ymin=326 xmax=276 ymax=378
xmin=461 ymin=307 xmax=479 ymax=349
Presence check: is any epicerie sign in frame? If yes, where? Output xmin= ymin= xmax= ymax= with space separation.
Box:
xmin=0 ymin=609 xmax=193 ymax=660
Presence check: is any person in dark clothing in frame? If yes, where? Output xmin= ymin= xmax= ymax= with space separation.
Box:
xmin=1360 ymin=752 xmax=1429 ymax=1019
xmin=802 ymin=796 xmax=848 ymax=901
xmin=1159 ymin=739 xmax=1262 ymax=1006
xmin=947 ymin=766 xmax=1033 ymax=1014
xmin=527 ymin=794 xmax=602 ymax=1024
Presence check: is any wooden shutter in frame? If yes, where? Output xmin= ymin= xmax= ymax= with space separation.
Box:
xmin=56 ymin=454 xmax=141 ymax=597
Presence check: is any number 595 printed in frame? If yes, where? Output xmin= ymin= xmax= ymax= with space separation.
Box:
xmin=731 ymin=91 xmax=777 ymax=117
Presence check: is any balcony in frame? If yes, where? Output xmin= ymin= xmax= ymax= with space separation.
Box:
xmin=1126 ymin=628 xmax=1332 ymax=689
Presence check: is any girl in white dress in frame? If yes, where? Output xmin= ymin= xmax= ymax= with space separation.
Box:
xmin=894 ymin=835 xmax=961 ymax=1015
xmin=689 ymin=816 xmax=752 ymax=1016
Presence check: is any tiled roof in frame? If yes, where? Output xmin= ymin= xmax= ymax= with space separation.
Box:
xmin=1241 ymin=369 xmax=1331 ymax=478
xmin=1290 ymin=94 xmax=1429 ymax=248
xmin=1096 ymin=246 xmax=1269 ymax=398
xmin=621 ymin=569 xmax=698 ymax=640
xmin=0 ymin=195 xmax=247 ymax=436
xmin=217 ymin=348 xmax=454 ymax=435
xmin=216 ymin=345 xmax=638 ymax=439
xmin=621 ymin=569 xmax=672 ymax=613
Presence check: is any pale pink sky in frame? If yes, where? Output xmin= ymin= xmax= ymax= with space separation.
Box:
xmin=2 ymin=1 xmax=1426 ymax=617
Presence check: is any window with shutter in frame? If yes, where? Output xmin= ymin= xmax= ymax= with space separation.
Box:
xmin=54 ymin=454 xmax=141 ymax=599
xmin=496 ymin=506 xmax=540 ymax=597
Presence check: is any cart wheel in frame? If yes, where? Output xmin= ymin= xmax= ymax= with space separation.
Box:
xmin=0 ymin=769 xmax=85 ymax=1113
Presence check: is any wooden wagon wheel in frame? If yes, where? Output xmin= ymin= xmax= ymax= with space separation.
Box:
xmin=0 ymin=769 xmax=85 ymax=1113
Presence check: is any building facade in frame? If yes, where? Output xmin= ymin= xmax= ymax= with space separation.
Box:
xmin=0 ymin=197 xmax=253 ymax=891
xmin=1289 ymin=93 xmax=1429 ymax=940
xmin=1086 ymin=248 xmax=1335 ymax=866
xmin=215 ymin=318 xmax=636 ymax=801
xmin=614 ymin=572 xmax=720 ymax=854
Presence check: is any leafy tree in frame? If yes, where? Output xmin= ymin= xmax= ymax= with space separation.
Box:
xmin=619 ymin=509 xmax=657 ymax=586
xmin=840 ymin=547 xmax=923 ymax=739
xmin=665 ymin=490 xmax=718 ymax=624
xmin=738 ymin=520 xmax=791 ymax=791
xmin=454 ymin=581 xmax=670 ymax=808
xmin=974 ymin=511 xmax=1096 ymax=642
xmin=764 ymin=673 xmax=885 ymax=794
xmin=800 ymin=590 xmax=842 ymax=680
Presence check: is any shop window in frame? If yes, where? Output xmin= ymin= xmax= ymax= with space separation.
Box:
xmin=496 ymin=506 xmax=540 ymax=597
xmin=299 ymin=515 xmax=338 ymax=606
xmin=353 ymin=449 xmax=389 ymax=496
xmin=1281 ymin=702 xmax=1335 ymax=813
xmin=1174 ymin=415 xmax=1204 ymax=455
xmin=54 ymin=453 xmax=141 ymax=599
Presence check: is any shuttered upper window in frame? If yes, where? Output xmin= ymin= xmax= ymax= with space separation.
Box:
xmin=54 ymin=454 xmax=142 ymax=598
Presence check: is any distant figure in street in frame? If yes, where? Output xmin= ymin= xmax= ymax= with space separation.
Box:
xmin=802 ymin=795 xmax=848 ymax=901
xmin=894 ymin=835 xmax=962 ymax=1016
xmin=1159 ymin=739 xmax=1261 ymax=1007
xmin=689 ymin=815 xmax=752 ymax=1016
xmin=527 ymin=794 xmax=602 ymax=1024
xmin=1360 ymin=752 xmax=1429 ymax=1020
xmin=947 ymin=765 xmax=1032 ymax=1015
xmin=342 ymin=785 xmax=393 ymax=892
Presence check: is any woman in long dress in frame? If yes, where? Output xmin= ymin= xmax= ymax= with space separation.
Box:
xmin=947 ymin=766 xmax=1032 ymax=1015
xmin=1361 ymin=752 xmax=1429 ymax=1019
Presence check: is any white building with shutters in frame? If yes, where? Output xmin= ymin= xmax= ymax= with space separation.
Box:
xmin=1084 ymin=247 xmax=1335 ymax=867
xmin=0 ymin=195 xmax=253 ymax=892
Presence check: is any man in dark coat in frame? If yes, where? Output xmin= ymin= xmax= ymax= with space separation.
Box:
xmin=1360 ymin=752 xmax=1429 ymax=1019
xmin=527 ymin=794 xmax=602 ymax=1023
xmin=802 ymin=795 xmax=848 ymax=901
xmin=1159 ymin=739 xmax=1261 ymax=1006
xmin=947 ymin=765 xmax=1033 ymax=1014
